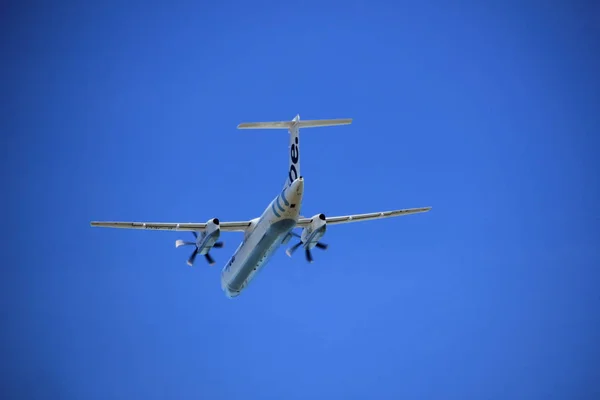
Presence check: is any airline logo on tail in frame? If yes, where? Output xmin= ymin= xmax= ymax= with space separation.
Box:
xmin=286 ymin=114 xmax=301 ymax=188
xmin=288 ymin=134 xmax=299 ymax=186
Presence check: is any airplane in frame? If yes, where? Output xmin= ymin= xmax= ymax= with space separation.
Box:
xmin=90 ymin=115 xmax=432 ymax=298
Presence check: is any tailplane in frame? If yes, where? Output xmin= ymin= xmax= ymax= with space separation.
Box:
xmin=237 ymin=114 xmax=352 ymax=188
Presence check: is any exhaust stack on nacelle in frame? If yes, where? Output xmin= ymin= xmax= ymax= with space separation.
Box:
xmin=175 ymin=218 xmax=224 ymax=266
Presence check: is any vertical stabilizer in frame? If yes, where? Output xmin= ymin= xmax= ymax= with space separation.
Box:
xmin=285 ymin=114 xmax=301 ymax=188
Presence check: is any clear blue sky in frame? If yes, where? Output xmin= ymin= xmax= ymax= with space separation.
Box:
xmin=3 ymin=1 xmax=599 ymax=399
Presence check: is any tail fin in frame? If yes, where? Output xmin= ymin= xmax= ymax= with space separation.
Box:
xmin=237 ymin=114 xmax=352 ymax=188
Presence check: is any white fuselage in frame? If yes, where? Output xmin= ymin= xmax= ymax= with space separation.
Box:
xmin=220 ymin=177 xmax=304 ymax=297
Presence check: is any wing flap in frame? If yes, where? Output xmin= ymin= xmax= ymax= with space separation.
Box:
xmin=90 ymin=220 xmax=251 ymax=232
xmin=296 ymin=207 xmax=431 ymax=227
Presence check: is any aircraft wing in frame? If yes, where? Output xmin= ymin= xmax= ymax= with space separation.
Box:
xmin=295 ymin=206 xmax=432 ymax=227
xmin=90 ymin=220 xmax=252 ymax=232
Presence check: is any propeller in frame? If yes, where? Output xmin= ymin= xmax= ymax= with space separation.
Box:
xmin=176 ymin=231 xmax=224 ymax=266
xmin=285 ymin=232 xmax=328 ymax=263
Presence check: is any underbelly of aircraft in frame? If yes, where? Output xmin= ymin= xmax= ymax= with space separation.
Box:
xmin=224 ymin=218 xmax=296 ymax=296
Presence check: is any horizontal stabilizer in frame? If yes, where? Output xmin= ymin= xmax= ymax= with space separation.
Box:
xmin=237 ymin=118 xmax=352 ymax=130
xmin=298 ymin=119 xmax=352 ymax=128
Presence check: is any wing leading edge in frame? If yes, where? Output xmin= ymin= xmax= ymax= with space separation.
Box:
xmin=91 ymin=207 xmax=431 ymax=231
xmin=295 ymin=207 xmax=432 ymax=227
xmin=90 ymin=220 xmax=252 ymax=232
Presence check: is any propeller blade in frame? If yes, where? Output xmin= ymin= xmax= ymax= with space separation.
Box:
xmin=286 ymin=241 xmax=303 ymax=257
xmin=204 ymin=253 xmax=215 ymax=266
xmin=315 ymin=242 xmax=328 ymax=250
xmin=176 ymin=240 xmax=195 ymax=248
xmin=305 ymin=248 xmax=313 ymax=263
xmin=213 ymin=241 xmax=224 ymax=248
xmin=187 ymin=249 xmax=198 ymax=266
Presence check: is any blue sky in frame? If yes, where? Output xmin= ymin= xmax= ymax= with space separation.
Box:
xmin=2 ymin=1 xmax=599 ymax=399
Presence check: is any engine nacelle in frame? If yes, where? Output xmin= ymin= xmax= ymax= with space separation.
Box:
xmin=301 ymin=213 xmax=327 ymax=249
xmin=197 ymin=218 xmax=221 ymax=254
xmin=205 ymin=218 xmax=220 ymax=233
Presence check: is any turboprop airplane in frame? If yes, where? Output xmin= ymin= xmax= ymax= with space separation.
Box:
xmin=90 ymin=115 xmax=431 ymax=298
